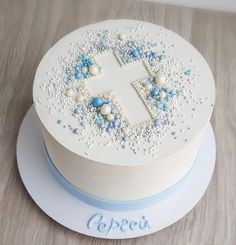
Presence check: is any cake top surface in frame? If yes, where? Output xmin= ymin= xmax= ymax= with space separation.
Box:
xmin=33 ymin=19 xmax=215 ymax=165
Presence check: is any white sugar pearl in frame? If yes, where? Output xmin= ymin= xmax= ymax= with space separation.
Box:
xmin=145 ymin=83 xmax=153 ymax=91
xmin=159 ymin=90 xmax=166 ymax=98
xmin=66 ymin=89 xmax=74 ymax=97
xmin=81 ymin=66 xmax=88 ymax=74
xmin=77 ymin=94 xmax=84 ymax=103
xmin=118 ymin=33 xmax=127 ymax=41
xmin=100 ymin=104 xmax=111 ymax=115
xmin=89 ymin=64 xmax=99 ymax=75
xmin=107 ymin=113 xmax=115 ymax=121
xmin=155 ymin=74 xmax=166 ymax=85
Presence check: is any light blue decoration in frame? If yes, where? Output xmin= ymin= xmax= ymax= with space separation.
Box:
xmin=166 ymin=95 xmax=172 ymax=101
xmin=106 ymin=127 xmax=112 ymax=133
xmin=45 ymin=142 xmax=198 ymax=211
xmin=157 ymin=102 xmax=163 ymax=109
xmin=74 ymin=108 xmax=80 ymax=114
xmin=165 ymin=88 xmax=171 ymax=93
xmin=82 ymin=58 xmax=93 ymax=66
xmin=123 ymin=135 xmax=129 ymax=142
xmin=69 ymin=75 xmax=75 ymax=81
xmin=131 ymin=49 xmax=140 ymax=58
xmin=163 ymin=104 xmax=169 ymax=112
xmin=113 ymin=119 xmax=120 ymax=127
xmin=92 ymin=97 xmax=104 ymax=107
xmin=154 ymin=118 xmax=161 ymax=126
xmin=151 ymin=88 xmax=159 ymax=97
xmin=87 ymin=213 xmax=151 ymax=235
xmin=73 ymin=128 xmax=80 ymax=134
xmin=75 ymin=71 xmax=83 ymax=79
xmin=184 ymin=69 xmax=191 ymax=76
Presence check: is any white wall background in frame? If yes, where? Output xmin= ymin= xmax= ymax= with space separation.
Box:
xmin=143 ymin=0 xmax=236 ymax=12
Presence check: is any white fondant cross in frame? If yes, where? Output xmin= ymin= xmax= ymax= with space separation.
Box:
xmin=88 ymin=52 xmax=152 ymax=124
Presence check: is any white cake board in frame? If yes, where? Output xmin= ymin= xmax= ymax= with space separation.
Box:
xmin=16 ymin=106 xmax=216 ymax=239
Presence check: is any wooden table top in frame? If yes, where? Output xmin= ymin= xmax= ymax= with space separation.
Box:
xmin=0 ymin=0 xmax=236 ymax=244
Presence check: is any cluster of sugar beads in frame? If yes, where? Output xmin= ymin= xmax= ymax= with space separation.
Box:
xmin=143 ymin=75 xmax=179 ymax=113
xmin=91 ymin=96 xmax=125 ymax=133
xmin=44 ymin=24 xmax=202 ymax=155
xmin=116 ymin=39 xmax=161 ymax=66
xmin=65 ymin=53 xmax=100 ymax=85
xmin=64 ymin=29 xmax=180 ymax=150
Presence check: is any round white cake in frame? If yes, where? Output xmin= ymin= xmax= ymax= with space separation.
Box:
xmin=33 ymin=20 xmax=215 ymax=206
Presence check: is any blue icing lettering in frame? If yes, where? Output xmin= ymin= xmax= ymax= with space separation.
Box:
xmin=120 ymin=219 xmax=129 ymax=232
xmin=129 ymin=221 xmax=138 ymax=230
xmin=98 ymin=222 xmax=108 ymax=233
xmin=139 ymin=216 xmax=152 ymax=229
xmin=87 ymin=213 xmax=151 ymax=235
xmin=87 ymin=213 xmax=103 ymax=229
xmin=106 ymin=218 xmax=120 ymax=235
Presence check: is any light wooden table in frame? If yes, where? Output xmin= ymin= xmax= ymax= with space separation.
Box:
xmin=0 ymin=0 xmax=235 ymax=244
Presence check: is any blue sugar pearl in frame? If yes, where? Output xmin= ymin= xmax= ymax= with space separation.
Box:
xmin=157 ymin=102 xmax=163 ymax=109
xmin=165 ymin=88 xmax=171 ymax=93
xmin=148 ymin=77 xmax=154 ymax=83
xmin=154 ymin=118 xmax=161 ymax=126
xmin=83 ymin=58 xmax=93 ymax=66
xmin=184 ymin=69 xmax=191 ymax=76
xmin=170 ymin=90 xmax=176 ymax=95
xmin=111 ymin=108 xmax=117 ymax=114
xmin=92 ymin=97 xmax=104 ymax=107
xmin=106 ymin=127 xmax=112 ymax=133
xmin=69 ymin=75 xmax=75 ymax=81
xmin=131 ymin=49 xmax=140 ymax=58
xmin=64 ymin=80 xmax=71 ymax=85
xmin=99 ymin=118 xmax=105 ymax=124
xmin=123 ymin=135 xmax=129 ymax=142
xmin=151 ymin=88 xmax=159 ymax=97
xmin=74 ymin=108 xmax=80 ymax=114
xmin=159 ymin=55 xmax=165 ymax=60
xmin=149 ymin=52 xmax=156 ymax=59
xmin=114 ymin=119 xmax=120 ymax=127
xmin=65 ymin=68 xmax=71 ymax=75
xmin=166 ymin=95 xmax=172 ymax=101
xmin=73 ymin=128 xmax=80 ymax=134
xmin=75 ymin=71 xmax=83 ymax=79
xmin=80 ymin=121 xmax=86 ymax=127
xmin=163 ymin=104 xmax=169 ymax=112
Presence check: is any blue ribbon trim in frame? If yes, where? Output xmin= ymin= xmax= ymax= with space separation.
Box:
xmin=44 ymin=143 xmax=197 ymax=211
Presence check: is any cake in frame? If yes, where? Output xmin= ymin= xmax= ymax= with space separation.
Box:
xmin=33 ymin=20 xmax=215 ymax=210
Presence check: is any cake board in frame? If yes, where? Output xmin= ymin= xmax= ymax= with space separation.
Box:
xmin=16 ymin=105 xmax=216 ymax=239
